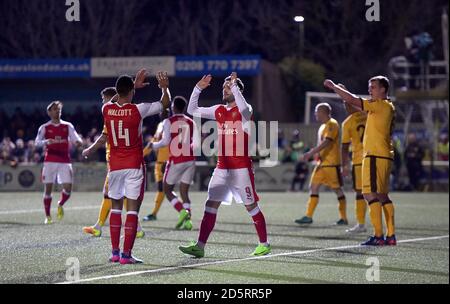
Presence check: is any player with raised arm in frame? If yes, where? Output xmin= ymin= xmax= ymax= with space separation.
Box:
xmin=82 ymin=71 xmax=149 ymax=238
xmin=35 ymin=101 xmax=83 ymax=224
xmin=100 ymin=70 xmax=170 ymax=264
xmin=179 ymin=72 xmax=270 ymax=258
xmin=324 ymin=76 xmax=396 ymax=246
xmin=295 ymin=103 xmax=348 ymax=226
xmin=147 ymin=96 xmax=200 ymax=230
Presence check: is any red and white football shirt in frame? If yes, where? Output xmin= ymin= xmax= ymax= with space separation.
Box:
xmin=102 ymin=101 xmax=162 ymax=171
xmin=35 ymin=120 xmax=82 ymax=163
xmin=153 ymin=114 xmax=198 ymax=164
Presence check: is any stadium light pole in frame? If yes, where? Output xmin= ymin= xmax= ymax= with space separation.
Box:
xmin=294 ymin=16 xmax=305 ymax=58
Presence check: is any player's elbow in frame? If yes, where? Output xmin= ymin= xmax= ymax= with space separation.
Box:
xmin=98 ymin=137 xmax=107 ymax=146
xmin=241 ymin=108 xmax=252 ymax=121
xmin=345 ymin=96 xmax=362 ymax=109
xmin=323 ymin=139 xmax=333 ymax=148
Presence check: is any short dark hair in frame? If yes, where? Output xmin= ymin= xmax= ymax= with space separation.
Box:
xmin=369 ymin=76 xmax=390 ymax=94
xmin=224 ymin=76 xmax=244 ymax=92
xmin=115 ymin=75 xmax=134 ymax=97
xmin=47 ymin=100 xmax=62 ymax=112
xmin=101 ymin=87 xmax=117 ymax=99
xmin=173 ymin=96 xmax=187 ymax=113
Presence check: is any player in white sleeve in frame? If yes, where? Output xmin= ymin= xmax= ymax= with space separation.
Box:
xmin=179 ymin=72 xmax=271 ymax=258
xmin=35 ymin=101 xmax=83 ymax=224
xmin=149 ymin=96 xmax=200 ymax=230
xmin=100 ymin=70 xmax=170 ymax=264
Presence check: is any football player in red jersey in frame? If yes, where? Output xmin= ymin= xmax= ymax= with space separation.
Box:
xmin=102 ymin=70 xmax=170 ymax=264
xmin=35 ymin=101 xmax=83 ymax=224
xmin=81 ymin=70 xmax=150 ymax=238
xmin=179 ymin=72 xmax=271 ymax=258
xmin=148 ymin=96 xmax=200 ymax=230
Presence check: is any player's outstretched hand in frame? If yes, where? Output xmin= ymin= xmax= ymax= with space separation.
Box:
xmin=323 ymin=79 xmax=336 ymax=91
xmin=157 ymin=71 xmax=169 ymax=89
xmin=230 ymin=72 xmax=237 ymax=84
xmin=82 ymin=148 xmax=91 ymax=159
xmin=196 ymin=75 xmax=212 ymax=90
xmin=135 ymin=69 xmax=150 ymax=89
xmin=302 ymin=151 xmax=312 ymax=162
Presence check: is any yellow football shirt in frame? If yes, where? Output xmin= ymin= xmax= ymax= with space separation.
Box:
xmin=102 ymin=124 xmax=110 ymax=162
xmin=341 ymin=111 xmax=367 ymax=165
xmin=360 ymin=98 xmax=395 ymax=159
xmin=318 ymin=118 xmax=340 ymax=166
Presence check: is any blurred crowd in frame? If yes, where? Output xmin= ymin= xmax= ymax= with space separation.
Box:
xmin=277 ymin=129 xmax=310 ymax=192
xmin=0 ymin=106 xmax=100 ymax=166
xmin=391 ymin=131 xmax=449 ymax=191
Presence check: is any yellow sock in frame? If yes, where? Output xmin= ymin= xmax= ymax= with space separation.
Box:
xmin=151 ymin=192 xmax=165 ymax=215
xmin=338 ymin=196 xmax=347 ymax=220
xmin=368 ymin=200 xmax=383 ymax=237
xmin=124 ymin=198 xmax=128 ymax=210
xmin=356 ymin=197 xmax=367 ymax=225
xmin=98 ymin=198 xmax=112 ymax=226
xmin=382 ymin=201 xmax=395 ymax=237
xmin=305 ymin=195 xmax=319 ymax=218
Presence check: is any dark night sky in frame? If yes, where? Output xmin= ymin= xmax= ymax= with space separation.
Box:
xmin=0 ymin=0 xmax=448 ymax=105
xmin=0 ymin=0 xmax=447 ymax=60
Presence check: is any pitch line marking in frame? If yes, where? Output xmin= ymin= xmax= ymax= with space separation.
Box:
xmin=0 ymin=205 xmax=99 ymax=215
xmin=57 ymin=234 xmax=449 ymax=284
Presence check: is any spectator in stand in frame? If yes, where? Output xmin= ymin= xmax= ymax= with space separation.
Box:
xmin=290 ymin=154 xmax=309 ymax=192
xmin=391 ymin=144 xmax=402 ymax=191
xmin=278 ymin=129 xmax=287 ymax=149
xmin=290 ymin=129 xmax=305 ymax=153
xmin=404 ymin=133 xmax=425 ymax=191
xmin=11 ymin=139 xmax=26 ymax=163
xmin=23 ymin=140 xmax=36 ymax=164
xmin=1 ymin=137 xmax=15 ymax=155
xmin=281 ymin=146 xmax=296 ymax=163
xmin=437 ymin=133 xmax=449 ymax=161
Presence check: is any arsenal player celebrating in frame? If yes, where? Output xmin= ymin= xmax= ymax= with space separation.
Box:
xmin=103 ymin=70 xmax=170 ymax=264
xmin=35 ymin=101 xmax=83 ymax=225
xmin=179 ymin=72 xmax=271 ymax=258
xmin=149 ymin=96 xmax=200 ymax=230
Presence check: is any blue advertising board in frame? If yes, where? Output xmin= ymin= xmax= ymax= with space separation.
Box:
xmin=175 ymin=55 xmax=261 ymax=76
xmin=0 ymin=56 xmax=261 ymax=78
xmin=0 ymin=59 xmax=90 ymax=78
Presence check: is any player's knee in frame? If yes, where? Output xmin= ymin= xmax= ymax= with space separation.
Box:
xmin=309 ymin=184 xmax=320 ymax=194
xmin=163 ymin=183 xmax=172 ymax=195
xmin=205 ymin=200 xmax=221 ymax=210
xmin=245 ymin=202 xmax=258 ymax=212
